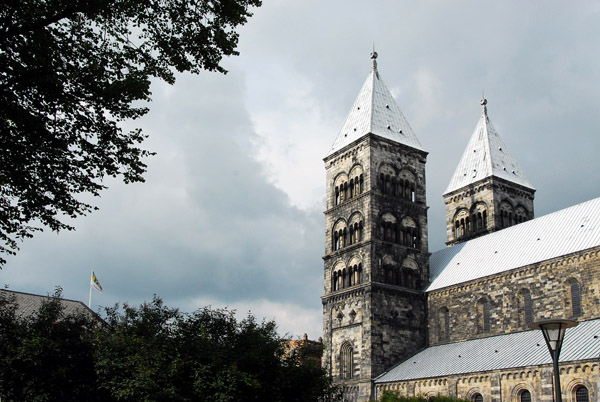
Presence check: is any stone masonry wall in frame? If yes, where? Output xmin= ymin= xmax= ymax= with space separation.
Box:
xmin=375 ymin=360 xmax=600 ymax=402
xmin=444 ymin=177 xmax=535 ymax=246
xmin=323 ymin=134 xmax=430 ymax=402
xmin=428 ymin=247 xmax=600 ymax=345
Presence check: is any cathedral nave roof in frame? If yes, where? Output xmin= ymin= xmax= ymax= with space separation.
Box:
xmin=428 ymin=196 xmax=600 ymax=291
xmin=375 ymin=317 xmax=600 ymax=383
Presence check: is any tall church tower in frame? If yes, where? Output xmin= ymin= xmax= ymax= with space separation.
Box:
xmin=322 ymin=53 xmax=429 ymax=402
xmin=444 ymin=99 xmax=535 ymax=246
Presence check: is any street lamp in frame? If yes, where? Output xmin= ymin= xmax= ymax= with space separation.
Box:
xmin=529 ymin=319 xmax=578 ymax=402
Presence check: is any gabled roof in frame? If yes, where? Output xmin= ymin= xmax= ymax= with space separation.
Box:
xmin=326 ymin=53 xmax=424 ymax=158
xmin=428 ymin=196 xmax=600 ymax=292
xmin=375 ymin=318 xmax=600 ymax=383
xmin=444 ymin=99 xmax=533 ymax=195
xmin=0 ymin=289 xmax=98 ymax=319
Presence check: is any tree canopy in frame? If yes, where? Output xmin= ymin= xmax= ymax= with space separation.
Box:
xmin=0 ymin=0 xmax=261 ymax=265
xmin=0 ymin=292 xmax=342 ymax=402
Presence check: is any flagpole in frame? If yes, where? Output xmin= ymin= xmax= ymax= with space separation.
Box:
xmin=88 ymin=269 xmax=93 ymax=308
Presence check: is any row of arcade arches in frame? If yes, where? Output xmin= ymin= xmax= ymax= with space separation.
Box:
xmin=454 ymin=202 xmax=488 ymax=239
xmin=332 ymin=213 xmax=420 ymax=251
xmin=332 ymin=215 xmax=364 ymax=251
xmin=378 ymin=163 xmax=417 ymax=202
xmin=380 ymin=213 xmax=420 ymax=248
xmin=334 ymin=167 xmax=364 ymax=206
xmin=453 ymin=200 xmax=530 ymax=240
xmin=332 ymin=263 xmax=363 ymax=291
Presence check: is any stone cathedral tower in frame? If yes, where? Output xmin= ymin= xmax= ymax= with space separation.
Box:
xmin=443 ymin=99 xmax=535 ymax=246
xmin=322 ymin=53 xmax=429 ymax=402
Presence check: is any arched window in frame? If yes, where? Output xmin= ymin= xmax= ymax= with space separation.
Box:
xmin=340 ymin=342 xmax=353 ymax=379
xmin=477 ymin=297 xmax=491 ymax=333
xmin=359 ymin=174 xmax=364 ymax=194
xmin=381 ymin=213 xmax=398 ymax=243
xmin=570 ymin=280 xmax=582 ymax=317
xmin=575 ymin=386 xmax=589 ymax=402
xmin=358 ymin=221 xmax=363 ymax=242
xmin=400 ymin=216 xmax=419 ymax=248
xmin=519 ymin=289 xmax=534 ymax=326
xmin=439 ymin=307 xmax=450 ymax=342
xmin=520 ymin=390 xmax=531 ymax=402
xmin=472 ymin=394 xmax=483 ymax=402
xmin=355 ymin=263 xmax=362 ymax=285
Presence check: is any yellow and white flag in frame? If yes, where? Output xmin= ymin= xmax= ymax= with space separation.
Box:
xmin=91 ymin=271 xmax=103 ymax=293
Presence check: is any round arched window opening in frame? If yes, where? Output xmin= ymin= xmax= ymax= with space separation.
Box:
xmin=575 ymin=385 xmax=589 ymax=402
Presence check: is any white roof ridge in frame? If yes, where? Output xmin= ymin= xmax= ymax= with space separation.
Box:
xmin=326 ymin=53 xmax=424 ymax=157
xmin=444 ymin=99 xmax=534 ymax=195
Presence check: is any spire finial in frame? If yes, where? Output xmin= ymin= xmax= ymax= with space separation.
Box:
xmin=370 ymin=50 xmax=378 ymax=72
xmin=481 ymin=97 xmax=488 ymax=117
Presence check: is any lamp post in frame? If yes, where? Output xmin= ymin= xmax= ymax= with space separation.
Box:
xmin=529 ymin=319 xmax=578 ymax=402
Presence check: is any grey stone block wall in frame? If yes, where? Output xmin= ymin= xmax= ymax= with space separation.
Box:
xmin=428 ymin=247 xmax=600 ymax=345
xmin=322 ymin=135 xmax=430 ymax=401
xmin=444 ymin=176 xmax=535 ymax=247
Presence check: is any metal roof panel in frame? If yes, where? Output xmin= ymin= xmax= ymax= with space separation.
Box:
xmin=376 ymin=319 xmax=600 ymax=383
xmin=327 ymin=53 xmax=424 ymax=157
xmin=444 ymin=100 xmax=534 ymax=195
xmin=428 ymin=197 xmax=600 ymax=291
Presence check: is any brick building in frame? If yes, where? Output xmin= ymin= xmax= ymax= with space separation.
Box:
xmin=322 ymin=53 xmax=600 ymax=402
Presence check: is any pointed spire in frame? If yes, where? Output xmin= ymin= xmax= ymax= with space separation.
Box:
xmin=444 ymin=99 xmax=534 ymax=194
xmin=326 ymin=53 xmax=424 ymax=157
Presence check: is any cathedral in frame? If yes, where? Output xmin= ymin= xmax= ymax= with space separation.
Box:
xmin=321 ymin=53 xmax=600 ymax=402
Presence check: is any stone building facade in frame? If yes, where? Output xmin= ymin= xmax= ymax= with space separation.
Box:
xmin=428 ymin=248 xmax=600 ymax=346
xmin=322 ymin=53 xmax=429 ymax=402
xmin=322 ymin=54 xmax=600 ymax=402
xmin=443 ymin=99 xmax=535 ymax=247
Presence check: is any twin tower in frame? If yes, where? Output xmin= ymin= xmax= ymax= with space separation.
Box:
xmin=321 ymin=53 xmax=535 ymax=401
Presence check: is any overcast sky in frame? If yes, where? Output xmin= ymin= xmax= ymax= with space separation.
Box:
xmin=3 ymin=1 xmax=600 ymax=339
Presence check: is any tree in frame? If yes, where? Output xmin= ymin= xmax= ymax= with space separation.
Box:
xmin=0 ymin=0 xmax=261 ymax=265
xmin=0 ymin=288 xmax=109 ymax=402
xmin=0 ymin=292 xmax=341 ymax=401
xmin=96 ymin=296 xmax=343 ymax=402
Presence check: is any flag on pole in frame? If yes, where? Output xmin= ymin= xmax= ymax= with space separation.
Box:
xmin=91 ymin=271 xmax=103 ymax=293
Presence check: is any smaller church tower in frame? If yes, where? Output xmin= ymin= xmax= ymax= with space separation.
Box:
xmin=443 ymin=99 xmax=535 ymax=246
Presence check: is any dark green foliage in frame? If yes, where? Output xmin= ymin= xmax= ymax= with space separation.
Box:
xmin=0 ymin=293 xmax=341 ymax=402
xmin=0 ymin=288 xmax=108 ymax=402
xmin=0 ymin=0 xmax=261 ymax=265
xmin=379 ymin=390 xmax=471 ymax=402
xmin=96 ymin=296 xmax=343 ymax=402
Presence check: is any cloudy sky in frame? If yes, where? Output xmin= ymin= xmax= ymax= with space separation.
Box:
xmin=3 ymin=1 xmax=600 ymax=339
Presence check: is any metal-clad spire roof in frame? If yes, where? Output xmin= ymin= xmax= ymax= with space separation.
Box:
xmin=444 ymin=99 xmax=534 ymax=195
xmin=326 ymin=53 xmax=424 ymax=157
